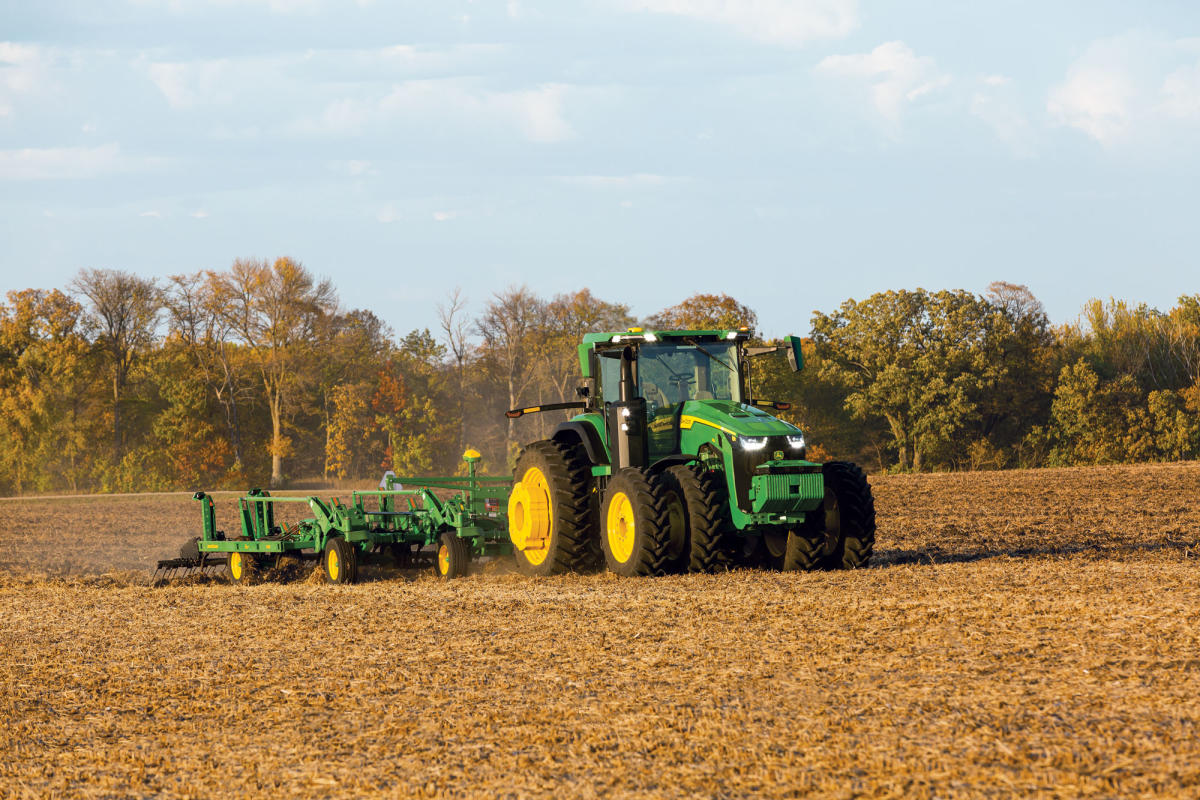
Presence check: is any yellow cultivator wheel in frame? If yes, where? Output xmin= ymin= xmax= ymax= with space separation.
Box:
xmin=434 ymin=530 xmax=470 ymax=580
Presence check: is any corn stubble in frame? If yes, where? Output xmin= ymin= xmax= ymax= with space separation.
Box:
xmin=1 ymin=463 xmax=1199 ymax=798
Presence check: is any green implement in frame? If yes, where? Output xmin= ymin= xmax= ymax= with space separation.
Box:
xmin=155 ymin=449 xmax=512 ymax=585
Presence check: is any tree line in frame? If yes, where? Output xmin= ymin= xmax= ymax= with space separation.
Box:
xmin=0 ymin=260 xmax=1196 ymax=495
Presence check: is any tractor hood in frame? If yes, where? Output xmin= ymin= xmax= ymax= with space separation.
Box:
xmin=678 ymin=399 xmax=802 ymax=441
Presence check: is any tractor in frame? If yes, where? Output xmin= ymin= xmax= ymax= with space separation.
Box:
xmin=505 ymin=328 xmax=875 ymax=576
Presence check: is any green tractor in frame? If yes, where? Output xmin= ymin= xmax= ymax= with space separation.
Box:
xmin=505 ymin=327 xmax=875 ymax=577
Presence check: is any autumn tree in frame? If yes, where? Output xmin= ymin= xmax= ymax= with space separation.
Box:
xmin=71 ymin=269 xmax=160 ymax=461
xmin=165 ymin=271 xmax=255 ymax=471
xmin=216 ymin=257 xmax=337 ymax=486
xmin=813 ymin=289 xmax=1017 ymax=471
xmin=647 ymin=293 xmax=758 ymax=331
xmin=476 ymin=287 xmax=544 ymax=460
xmin=437 ymin=288 xmax=472 ymax=455
xmin=0 ymin=289 xmax=98 ymax=493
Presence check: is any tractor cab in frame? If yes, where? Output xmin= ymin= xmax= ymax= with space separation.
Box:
xmin=577 ymin=328 xmax=806 ymax=472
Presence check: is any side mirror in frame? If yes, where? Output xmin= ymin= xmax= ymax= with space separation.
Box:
xmin=784 ymin=335 xmax=804 ymax=373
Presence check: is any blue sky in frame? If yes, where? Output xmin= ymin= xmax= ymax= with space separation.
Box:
xmin=2 ymin=0 xmax=1198 ymax=340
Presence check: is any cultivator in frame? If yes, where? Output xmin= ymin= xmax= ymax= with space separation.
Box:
xmin=155 ymin=449 xmax=512 ymax=584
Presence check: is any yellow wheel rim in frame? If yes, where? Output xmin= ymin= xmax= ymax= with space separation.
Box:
xmin=229 ymin=552 xmax=243 ymax=581
xmin=327 ymin=548 xmax=339 ymax=582
xmin=507 ymin=466 xmax=552 ymax=566
xmin=438 ymin=544 xmax=450 ymax=575
xmin=606 ymin=490 xmax=636 ymax=564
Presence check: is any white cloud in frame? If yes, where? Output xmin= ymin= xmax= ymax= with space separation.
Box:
xmin=1048 ymin=33 xmax=1200 ymax=146
xmin=190 ymin=209 xmax=209 ymax=218
xmin=623 ymin=0 xmax=857 ymax=45
xmin=816 ymin=41 xmax=950 ymax=121
xmin=1161 ymin=61 xmax=1200 ymax=120
xmin=377 ymin=204 xmax=401 ymax=223
xmin=139 ymin=210 xmax=163 ymax=218
xmin=0 ymin=143 xmax=162 ymax=180
xmin=0 ymin=42 xmax=51 ymax=117
xmin=432 ymin=210 xmax=458 ymax=222
xmin=971 ymin=75 xmax=1036 ymax=157
xmin=302 ymin=79 xmax=575 ymax=142
xmin=146 ymin=59 xmax=239 ymax=109
xmin=330 ymin=159 xmax=376 ymax=177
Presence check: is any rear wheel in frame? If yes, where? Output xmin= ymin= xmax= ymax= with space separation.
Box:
xmin=508 ymin=440 xmax=598 ymax=576
xmin=323 ymin=536 xmax=358 ymax=584
xmin=600 ymin=468 xmax=673 ymax=577
xmin=661 ymin=464 xmax=734 ymax=573
xmin=820 ymin=461 xmax=876 ymax=570
xmin=434 ymin=530 xmax=470 ymax=580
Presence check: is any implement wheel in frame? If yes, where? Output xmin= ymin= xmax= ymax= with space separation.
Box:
xmin=323 ymin=536 xmax=358 ymax=585
xmin=819 ymin=461 xmax=876 ymax=570
xmin=661 ymin=464 xmax=734 ymax=574
xmin=508 ymin=440 xmax=598 ymax=576
xmin=227 ymin=537 xmax=261 ymax=585
xmin=600 ymin=468 xmax=673 ymax=577
xmin=434 ymin=530 xmax=470 ymax=580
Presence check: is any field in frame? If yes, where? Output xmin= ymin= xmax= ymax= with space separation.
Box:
xmin=2 ymin=463 xmax=1199 ymax=798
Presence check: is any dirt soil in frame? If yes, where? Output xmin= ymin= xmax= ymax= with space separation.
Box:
xmin=1 ymin=462 xmax=1199 ymax=798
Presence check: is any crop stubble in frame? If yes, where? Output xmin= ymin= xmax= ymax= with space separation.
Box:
xmin=1 ymin=463 xmax=1198 ymax=798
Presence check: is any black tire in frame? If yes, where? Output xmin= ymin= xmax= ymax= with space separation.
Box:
xmin=600 ymin=468 xmax=674 ymax=577
xmin=323 ymin=536 xmax=358 ymax=584
xmin=509 ymin=440 xmax=599 ymax=576
xmin=434 ymin=530 xmax=470 ymax=580
xmin=781 ymin=528 xmax=832 ymax=572
xmin=388 ymin=542 xmax=414 ymax=569
xmin=661 ymin=464 xmax=734 ymax=574
xmin=820 ymin=461 xmax=876 ymax=570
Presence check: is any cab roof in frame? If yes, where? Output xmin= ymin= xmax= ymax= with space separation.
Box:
xmin=578 ymin=328 xmax=753 ymax=377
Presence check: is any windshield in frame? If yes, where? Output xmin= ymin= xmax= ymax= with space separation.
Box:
xmin=637 ymin=342 xmax=742 ymax=405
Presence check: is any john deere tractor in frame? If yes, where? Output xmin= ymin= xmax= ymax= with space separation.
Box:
xmin=505 ymin=328 xmax=875 ymax=577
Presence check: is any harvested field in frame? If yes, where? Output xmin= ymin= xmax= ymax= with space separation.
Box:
xmin=2 ymin=462 xmax=1199 ymax=798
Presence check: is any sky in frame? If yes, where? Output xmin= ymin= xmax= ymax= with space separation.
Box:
xmin=2 ymin=0 xmax=1198 ymax=341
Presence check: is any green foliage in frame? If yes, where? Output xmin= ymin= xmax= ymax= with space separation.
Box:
xmin=1 ymin=270 xmax=1198 ymax=495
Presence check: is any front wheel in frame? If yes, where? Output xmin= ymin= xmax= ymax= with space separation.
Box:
xmin=820 ymin=461 xmax=876 ymax=570
xmin=600 ymin=468 xmax=673 ymax=577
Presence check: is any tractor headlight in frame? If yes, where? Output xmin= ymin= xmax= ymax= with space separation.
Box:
xmin=740 ymin=436 xmax=768 ymax=451
xmin=787 ymin=435 xmax=806 ymax=449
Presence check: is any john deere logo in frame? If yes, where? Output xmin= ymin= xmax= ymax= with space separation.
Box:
xmin=773 ymin=450 xmax=784 ymax=461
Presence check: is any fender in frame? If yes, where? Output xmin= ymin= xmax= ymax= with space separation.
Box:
xmin=647 ymin=453 xmax=699 ymax=476
xmin=552 ymin=421 xmax=609 ymax=466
